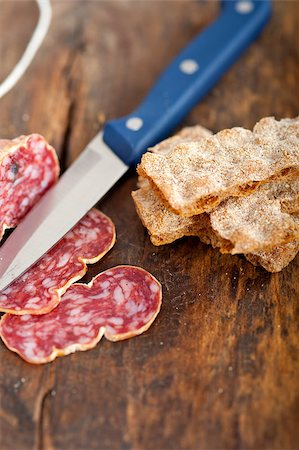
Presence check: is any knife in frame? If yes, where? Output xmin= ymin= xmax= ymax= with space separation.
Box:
xmin=0 ymin=0 xmax=271 ymax=291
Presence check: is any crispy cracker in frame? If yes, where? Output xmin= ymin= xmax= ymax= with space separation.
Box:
xmin=134 ymin=125 xmax=215 ymax=244
xmin=210 ymin=181 xmax=299 ymax=254
xmin=245 ymin=243 xmax=299 ymax=272
xmin=133 ymin=179 xmax=299 ymax=252
xmin=132 ymin=186 xmax=210 ymax=245
xmin=149 ymin=125 xmax=212 ymax=155
xmin=132 ymin=182 xmax=298 ymax=272
xmin=137 ymin=125 xmax=212 ymax=189
xmin=138 ymin=117 xmax=299 ymax=216
xmin=198 ymin=215 xmax=299 ymax=272
xmin=132 ymin=185 xmax=230 ymax=249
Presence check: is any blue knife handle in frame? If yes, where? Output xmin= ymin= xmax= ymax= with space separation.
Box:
xmin=103 ymin=0 xmax=271 ymax=166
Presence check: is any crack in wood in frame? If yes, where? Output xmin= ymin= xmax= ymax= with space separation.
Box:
xmin=58 ymin=10 xmax=86 ymax=173
xmin=59 ymin=98 xmax=76 ymax=173
xmin=58 ymin=49 xmax=80 ymax=173
xmin=32 ymin=366 xmax=55 ymax=450
xmin=36 ymin=388 xmax=53 ymax=450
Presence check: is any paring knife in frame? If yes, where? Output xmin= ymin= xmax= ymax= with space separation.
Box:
xmin=0 ymin=0 xmax=271 ymax=291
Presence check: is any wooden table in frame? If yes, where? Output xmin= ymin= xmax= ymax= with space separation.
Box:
xmin=0 ymin=2 xmax=298 ymax=449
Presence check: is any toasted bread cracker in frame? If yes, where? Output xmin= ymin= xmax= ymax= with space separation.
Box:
xmin=133 ymin=178 xmax=299 ymax=253
xmin=246 ymin=243 xmax=299 ymax=272
xmin=137 ymin=125 xmax=212 ymax=189
xmin=132 ymin=185 xmax=298 ymax=272
xmin=132 ymin=179 xmax=299 ymax=272
xmin=149 ymin=125 xmax=212 ymax=155
xmin=197 ymin=218 xmax=299 ymax=272
xmin=134 ymin=125 xmax=215 ymax=244
xmin=210 ymin=181 xmax=299 ymax=254
xmin=138 ymin=117 xmax=299 ymax=216
xmin=132 ymin=185 xmax=231 ymax=249
xmin=132 ymin=186 xmax=210 ymax=245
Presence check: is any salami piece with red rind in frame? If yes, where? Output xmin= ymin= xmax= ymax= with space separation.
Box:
xmin=0 ymin=266 xmax=162 ymax=364
xmin=0 ymin=209 xmax=115 ymax=315
xmin=0 ymin=134 xmax=59 ymax=241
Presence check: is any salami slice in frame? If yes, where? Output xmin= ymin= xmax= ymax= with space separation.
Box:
xmin=0 ymin=266 xmax=162 ymax=364
xmin=0 ymin=134 xmax=59 ymax=241
xmin=0 ymin=209 xmax=115 ymax=315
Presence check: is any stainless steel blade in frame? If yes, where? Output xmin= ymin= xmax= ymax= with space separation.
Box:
xmin=0 ymin=132 xmax=128 ymax=292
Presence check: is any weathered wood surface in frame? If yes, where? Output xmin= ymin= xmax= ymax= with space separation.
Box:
xmin=0 ymin=1 xmax=298 ymax=449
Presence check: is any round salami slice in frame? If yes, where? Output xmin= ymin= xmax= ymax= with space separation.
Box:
xmin=0 ymin=134 xmax=60 ymax=241
xmin=0 ymin=209 xmax=115 ymax=315
xmin=0 ymin=266 xmax=162 ymax=364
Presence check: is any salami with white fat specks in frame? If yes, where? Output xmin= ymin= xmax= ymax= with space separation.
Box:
xmin=0 ymin=209 xmax=115 ymax=314
xmin=0 ymin=266 xmax=162 ymax=364
xmin=0 ymin=134 xmax=59 ymax=241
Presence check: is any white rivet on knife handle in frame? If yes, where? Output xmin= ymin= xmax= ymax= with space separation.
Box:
xmin=126 ymin=117 xmax=143 ymax=131
xmin=235 ymin=1 xmax=254 ymax=14
xmin=179 ymin=59 xmax=199 ymax=75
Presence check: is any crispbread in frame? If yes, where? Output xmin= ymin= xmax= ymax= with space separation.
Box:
xmin=198 ymin=219 xmax=299 ymax=272
xmin=137 ymin=125 xmax=212 ymax=189
xmin=149 ymin=125 xmax=212 ymax=155
xmin=210 ymin=181 xmax=299 ymax=254
xmin=138 ymin=117 xmax=299 ymax=216
xmin=133 ymin=178 xmax=299 ymax=253
xmin=132 ymin=184 xmax=298 ymax=272
xmin=246 ymin=243 xmax=299 ymax=272
xmin=134 ymin=125 xmax=215 ymax=244
xmin=132 ymin=186 xmax=210 ymax=245
xmin=132 ymin=184 xmax=231 ymax=249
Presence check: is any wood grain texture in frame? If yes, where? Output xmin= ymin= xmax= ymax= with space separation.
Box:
xmin=0 ymin=1 xmax=298 ymax=449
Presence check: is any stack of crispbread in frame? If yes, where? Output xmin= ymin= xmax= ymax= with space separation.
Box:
xmin=132 ymin=117 xmax=299 ymax=272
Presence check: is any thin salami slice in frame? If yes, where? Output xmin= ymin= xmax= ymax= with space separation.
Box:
xmin=0 ymin=266 xmax=162 ymax=364
xmin=0 ymin=209 xmax=115 ymax=315
xmin=0 ymin=134 xmax=59 ymax=241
